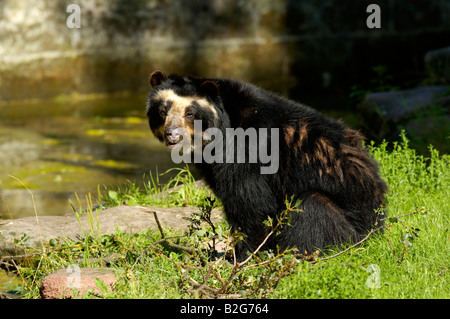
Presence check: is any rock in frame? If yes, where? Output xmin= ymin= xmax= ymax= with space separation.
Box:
xmin=401 ymin=115 xmax=450 ymax=154
xmin=362 ymin=86 xmax=450 ymax=123
xmin=39 ymin=267 xmax=116 ymax=299
xmin=0 ymin=205 xmax=224 ymax=257
xmin=425 ymin=46 xmax=450 ymax=84
xmin=360 ymin=86 xmax=450 ymax=139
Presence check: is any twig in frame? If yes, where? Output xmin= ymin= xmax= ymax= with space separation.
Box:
xmin=379 ymin=208 xmax=424 ymax=222
xmin=0 ymin=253 xmax=40 ymax=260
xmin=237 ymin=229 xmax=275 ymax=267
xmin=130 ymin=210 xmax=193 ymax=271
xmin=241 ymin=249 xmax=292 ymax=272
xmin=314 ymin=227 xmax=380 ymax=263
xmin=150 ymin=210 xmax=194 ymax=254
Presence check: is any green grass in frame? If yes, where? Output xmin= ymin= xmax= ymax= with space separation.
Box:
xmin=9 ymin=133 xmax=450 ymax=299
xmin=100 ymin=166 xmax=218 ymax=209
xmin=273 ymin=133 xmax=449 ymax=299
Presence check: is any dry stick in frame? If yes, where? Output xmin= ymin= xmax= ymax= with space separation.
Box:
xmin=130 ymin=210 xmax=193 ymax=271
xmin=240 ymin=249 xmax=294 ymax=272
xmin=161 ymin=253 xmax=218 ymax=295
xmin=250 ymin=262 xmax=295 ymax=296
xmin=237 ymin=228 xmax=275 ymax=267
xmin=130 ymin=237 xmax=175 ymax=271
xmin=212 ymin=265 xmax=225 ymax=286
xmin=187 ymin=264 xmax=216 ymax=297
xmin=0 ymin=253 xmax=40 ymax=260
xmin=150 ymin=210 xmax=194 ymax=254
xmin=233 ymin=211 xmax=292 ymax=268
xmin=379 ymin=209 xmax=424 ymax=222
xmin=131 ymin=211 xmax=188 ymax=273
xmin=315 ymin=227 xmax=380 ymax=263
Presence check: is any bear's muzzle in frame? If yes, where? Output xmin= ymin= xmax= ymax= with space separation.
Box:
xmin=165 ymin=126 xmax=185 ymax=149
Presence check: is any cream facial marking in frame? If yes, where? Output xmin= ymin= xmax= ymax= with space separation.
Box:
xmin=155 ymin=89 xmax=218 ymax=120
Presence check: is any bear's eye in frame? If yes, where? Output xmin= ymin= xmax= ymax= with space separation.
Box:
xmin=185 ymin=112 xmax=194 ymax=119
xmin=159 ymin=110 xmax=167 ymax=117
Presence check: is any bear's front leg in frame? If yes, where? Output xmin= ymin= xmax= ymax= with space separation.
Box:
xmin=212 ymin=166 xmax=279 ymax=262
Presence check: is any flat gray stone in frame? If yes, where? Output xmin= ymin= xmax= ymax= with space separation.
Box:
xmin=0 ymin=205 xmax=223 ymax=257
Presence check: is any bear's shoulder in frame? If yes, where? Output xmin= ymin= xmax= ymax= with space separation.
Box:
xmin=209 ymin=78 xmax=341 ymax=134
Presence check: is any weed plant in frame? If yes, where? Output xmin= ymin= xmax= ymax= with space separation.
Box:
xmin=101 ymin=166 xmax=217 ymax=209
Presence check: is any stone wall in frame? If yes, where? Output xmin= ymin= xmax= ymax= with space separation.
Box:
xmin=0 ymin=0 xmax=449 ymax=103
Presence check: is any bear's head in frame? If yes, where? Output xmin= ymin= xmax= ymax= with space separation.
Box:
xmin=146 ymin=71 xmax=229 ymax=151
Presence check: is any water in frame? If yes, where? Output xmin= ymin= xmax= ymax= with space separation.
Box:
xmin=0 ymin=269 xmax=22 ymax=297
xmin=0 ymin=93 xmax=181 ymax=219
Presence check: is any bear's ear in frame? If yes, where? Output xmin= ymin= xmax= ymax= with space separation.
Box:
xmin=199 ymin=80 xmax=219 ymax=97
xmin=149 ymin=70 xmax=167 ymax=88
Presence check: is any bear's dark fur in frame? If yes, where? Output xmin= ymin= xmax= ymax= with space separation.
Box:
xmin=146 ymin=71 xmax=388 ymax=262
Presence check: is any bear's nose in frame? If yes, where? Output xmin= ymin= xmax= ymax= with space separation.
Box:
xmin=165 ymin=126 xmax=184 ymax=143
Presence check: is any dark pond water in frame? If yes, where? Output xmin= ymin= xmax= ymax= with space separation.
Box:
xmin=0 ymin=93 xmax=183 ymax=219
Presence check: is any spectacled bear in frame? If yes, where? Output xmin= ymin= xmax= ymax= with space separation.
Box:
xmin=145 ymin=70 xmax=388 ymax=262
